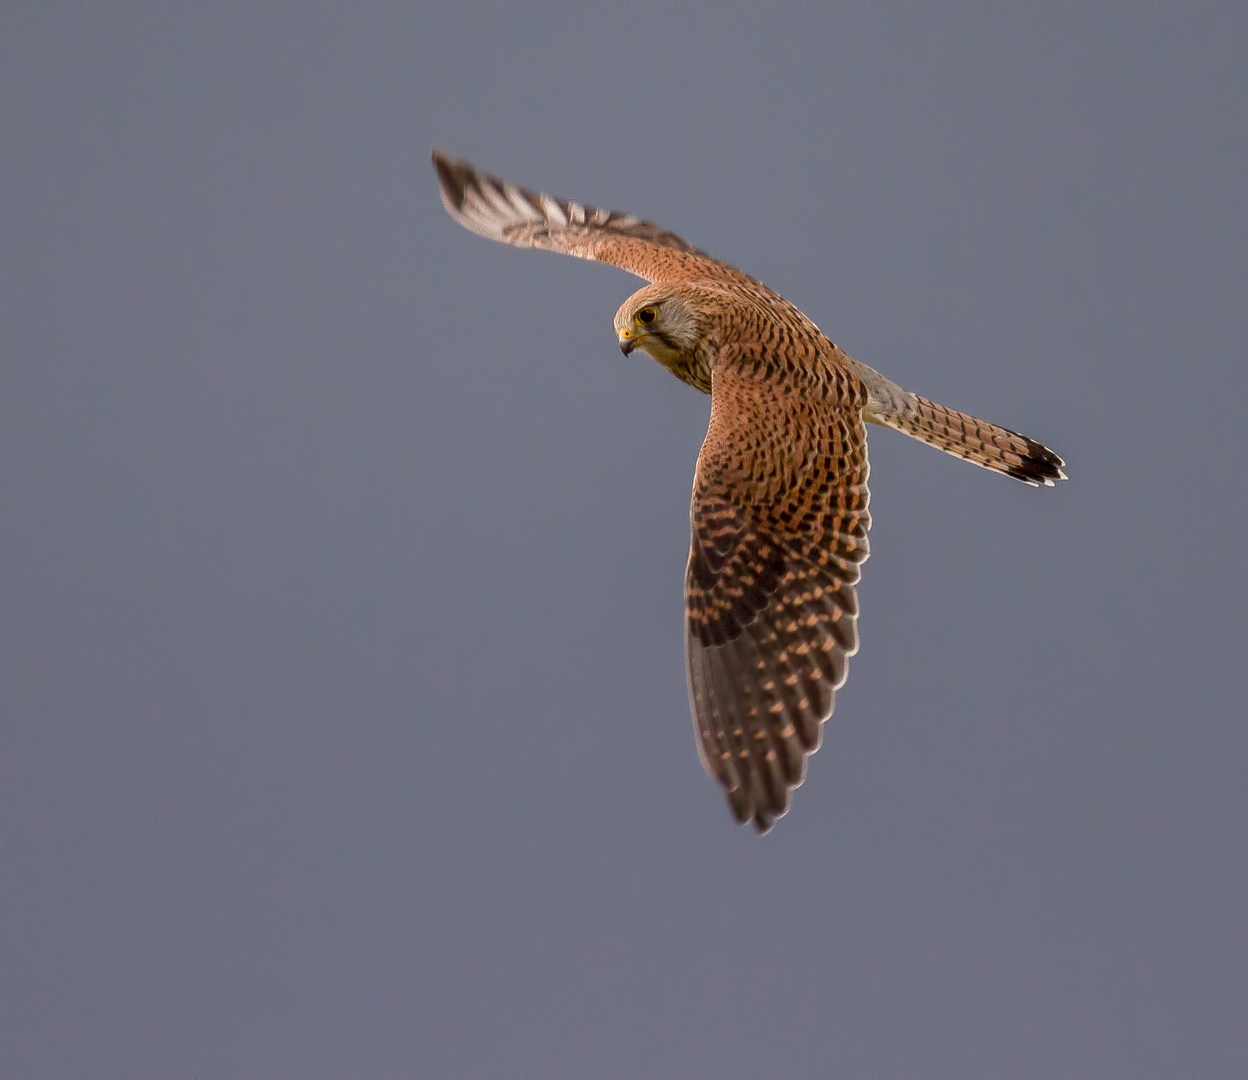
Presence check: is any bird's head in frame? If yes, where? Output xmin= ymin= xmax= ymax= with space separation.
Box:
xmin=614 ymin=286 xmax=701 ymax=365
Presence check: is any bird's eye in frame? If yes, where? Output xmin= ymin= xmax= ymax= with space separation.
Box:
xmin=638 ymin=307 xmax=657 ymax=325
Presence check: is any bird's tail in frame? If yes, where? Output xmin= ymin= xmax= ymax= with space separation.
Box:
xmin=889 ymin=395 xmax=1066 ymax=486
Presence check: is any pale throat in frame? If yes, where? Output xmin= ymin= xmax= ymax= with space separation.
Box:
xmin=643 ymin=331 xmax=712 ymax=393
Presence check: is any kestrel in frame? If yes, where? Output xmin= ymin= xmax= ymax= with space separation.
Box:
xmin=433 ymin=149 xmax=1065 ymax=833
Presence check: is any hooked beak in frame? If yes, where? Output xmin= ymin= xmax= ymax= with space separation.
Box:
xmin=617 ymin=328 xmax=640 ymax=355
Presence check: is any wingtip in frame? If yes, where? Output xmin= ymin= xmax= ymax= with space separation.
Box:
xmin=431 ymin=148 xmax=467 ymax=213
xmin=430 ymin=147 xmax=450 ymax=183
xmin=430 ymin=147 xmax=464 ymax=177
xmin=430 ymin=146 xmax=461 ymax=166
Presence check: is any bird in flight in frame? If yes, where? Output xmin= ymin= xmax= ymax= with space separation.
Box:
xmin=432 ymin=149 xmax=1065 ymax=833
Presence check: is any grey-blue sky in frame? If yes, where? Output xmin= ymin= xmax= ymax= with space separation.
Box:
xmin=7 ymin=5 xmax=1245 ymax=1076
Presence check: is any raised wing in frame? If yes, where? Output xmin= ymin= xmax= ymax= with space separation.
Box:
xmin=685 ymin=359 xmax=872 ymax=831
xmin=433 ymin=149 xmax=755 ymax=286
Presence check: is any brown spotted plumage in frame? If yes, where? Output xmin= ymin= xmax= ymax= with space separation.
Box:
xmin=433 ymin=149 xmax=1066 ymax=832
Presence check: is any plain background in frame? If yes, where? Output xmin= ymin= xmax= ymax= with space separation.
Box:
xmin=7 ymin=5 xmax=1245 ymax=1077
